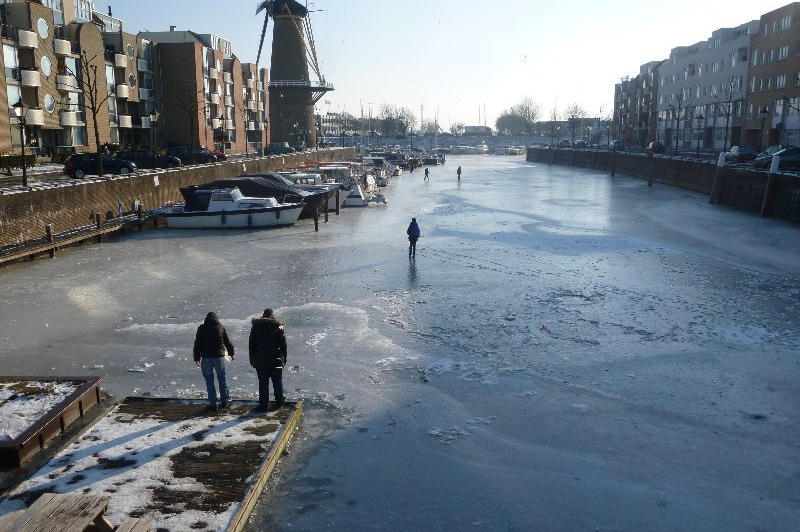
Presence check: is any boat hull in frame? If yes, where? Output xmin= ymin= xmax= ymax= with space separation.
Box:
xmin=165 ymin=205 xmax=303 ymax=229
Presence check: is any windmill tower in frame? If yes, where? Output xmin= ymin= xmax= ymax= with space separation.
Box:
xmin=257 ymin=0 xmax=333 ymax=149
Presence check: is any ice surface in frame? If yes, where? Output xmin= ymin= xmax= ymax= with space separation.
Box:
xmin=0 ymin=156 xmax=798 ymax=530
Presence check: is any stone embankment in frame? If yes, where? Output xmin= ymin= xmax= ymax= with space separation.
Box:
xmin=0 ymin=148 xmax=355 ymax=249
xmin=526 ymin=147 xmax=800 ymax=224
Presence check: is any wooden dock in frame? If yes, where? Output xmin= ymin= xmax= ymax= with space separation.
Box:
xmin=0 ymin=397 xmax=302 ymax=531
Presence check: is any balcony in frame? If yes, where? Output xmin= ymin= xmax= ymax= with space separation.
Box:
xmin=54 ymin=39 xmax=72 ymax=56
xmin=210 ymin=93 xmax=220 ymax=105
xmin=20 ymin=69 xmax=41 ymax=87
xmin=116 ymin=84 xmax=130 ymax=98
xmin=246 ymin=100 xmax=256 ymax=111
xmin=60 ymin=110 xmax=79 ymax=126
xmin=18 ymin=29 xmax=38 ymax=49
xmin=137 ymin=58 xmax=149 ymax=72
xmin=257 ymin=81 xmax=264 ymax=91
xmin=209 ymin=67 xmax=218 ymax=79
xmin=224 ymin=119 xmax=234 ymax=129
xmin=257 ymin=102 xmax=264 ymax=111
xmin=224 ymin=95 xmax=233 ymax=107
xmin=212 ymin=118 xmax=222 ymax=129
xmin=118 ymin=115 xmax=132 ymax=128
xmin=56 ymin=74 xmax=78 ymax=92
xmin=246 ymin=78 xmax=254 ymax=88
xmin=114 ymin=53 xmax=127 ymax=68
xmin=140 ymin=116 xmax=151 ymax=128
xmin=223 ymin=71 xmax=232 ymax=83
xmin=138 ymin=87 xmax=153 ymax=100
xmin=25 ymin=108 xmax=45 ymax=126
xmin=247 ymin=121 xmax=256 ymax=130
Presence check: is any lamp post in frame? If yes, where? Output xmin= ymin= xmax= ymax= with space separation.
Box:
xmin=760 ymin=105 xmax=769 ymax=151
xmin=149 ymin=110 xmax=159 ymax=170
xmin=12 ymin=100 xmax=27 ymax=187
xmin=695 ymin=111 xmax=704 ymax=155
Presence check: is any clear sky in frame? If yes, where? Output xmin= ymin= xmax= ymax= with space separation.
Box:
xmin=111 ymin=0 xmax=788 ymax=128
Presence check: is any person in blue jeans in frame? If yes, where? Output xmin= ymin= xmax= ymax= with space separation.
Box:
xmin=193 ymin=312 xmax=235 ymax=412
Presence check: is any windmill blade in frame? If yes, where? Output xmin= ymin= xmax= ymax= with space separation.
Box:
xmin=254 ymin=1 xmax=273 ymax=68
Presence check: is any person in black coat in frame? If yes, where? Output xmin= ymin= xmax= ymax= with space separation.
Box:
xmin=249 ymin=308 xmax=288 ymax=411
xmin=406 ymin=218 xmax=421 ymax=259
xmin=193 ymin=312 xmax=235 ymax=411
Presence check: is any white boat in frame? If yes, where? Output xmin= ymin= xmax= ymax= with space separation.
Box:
xmin=164 ymin=187 xmax=303 ymax=229
xmin=282 ymin=172 xmax=347 ymax=212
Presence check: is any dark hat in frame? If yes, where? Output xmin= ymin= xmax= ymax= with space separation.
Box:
xmin=412 ymin=218 xmax=417 ymax=222
xmin=263 ymin=308 xmax=274 ymax=317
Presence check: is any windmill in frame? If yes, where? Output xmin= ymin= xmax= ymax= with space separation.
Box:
xmin=259 ymin=0 xmax=333 ymax=148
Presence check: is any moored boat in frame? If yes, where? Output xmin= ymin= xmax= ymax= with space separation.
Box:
xmin=164 ymin=187 xmax=303 ymax=229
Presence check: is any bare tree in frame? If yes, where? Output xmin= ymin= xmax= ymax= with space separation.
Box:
xmin=668 ymin=90 xmax=688 ymax=153
xmin=449 ymin=121 xmax=465 ymax=136
xmin=66 ymin=50 xmax=113 ymax=176
xmin=510 ymin=97 xmax=541 ymax=136
xmin=172 ymin=78 xmax=206 ymax=163
xmin=714 ymin=76 xmax=739 ymax=153
xmin=565 ymin=103 xmax=587 ymax=143
xmin=550 ymin=103 xmax=559 ymax=144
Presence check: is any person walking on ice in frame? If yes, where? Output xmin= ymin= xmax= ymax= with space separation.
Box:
xmin=407 ymin=217 xmax=421 ymax=259
xmin=457 ymin=166 xmax=462 ymax=181
xmin=424 ymin=167 xmax=430 ymax=181
xmin=193 ymin=312 xmax=234 ymax=412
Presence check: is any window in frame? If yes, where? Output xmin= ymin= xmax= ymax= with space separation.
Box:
xmin=696 ymin=85 xmax=701 ymax=98
xmin=782 ymin=15 xmax=792 ymax=30
xmin=44 ymin=94 xmax=56 ymax=113
xmin=74 ymin=0 xmax=92 ymax=22
xmin=758 ymin=78 xmax=764 ymax=91
xmin=712 ymin=61 xmax=720 ymax=73
xmin=730 ymin=51 xmax=736 ymax=67
xmin=711 ymin=84 xmax=717 ymax=96
xmin=747 ymin=103 xmax=754 ymax=119
xmin=750 ymin=76 xmax=756 ymax=92
xmin=761 ymin=51 xmax=766 ymax=64
xmin=128 ymin=73 xmax=136 ymax=88
xmin=796 ymin=72 xmax=800 ymax=86
xmin=6 ymin=84 xmax=21 ymax=112
xmin=3 ymin=44 xmax=18 ymax=79
xmin=772 ymin=20 xmax=777 ymax=33
xmin=40 ymin=56 xmax=52 ymax=77
xmin=37 ymin=18 xmax=49 ymax=39
xmin=770 ymin=49 xmax=775 ymax=62
xmin=779 ymin=45 xmax=789 ymax=59
xmin=766 ymin=77 xmax=771 ymax=90
xmin=105 ymin=65 xmax=115 ymax=92
xmin=777 ymin=74 xmax=786 ymax=89
xmin=775 ymin=99 xmax=783 ymax=117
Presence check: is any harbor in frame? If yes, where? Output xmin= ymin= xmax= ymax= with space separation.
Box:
xmin=0 ymin=155 xmax=798 ymax=530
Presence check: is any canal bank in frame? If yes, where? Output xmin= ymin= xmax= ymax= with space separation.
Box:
xmin=526 ymin=147 xmax=800 ymax=224
xmin=0 ymin=156 xmax=798 ymax=530
xmin=0 ymin=148 xmax=355 ymax=249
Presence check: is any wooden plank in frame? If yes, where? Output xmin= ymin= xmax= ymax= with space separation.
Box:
xmin=225 ymin=401 xmax=303 ymax=532
xmin=128 ymin=518 xmax=155 ymax=532
xmin=1 ymin=492 xmax=57 ymax=530
xmin=55 ymin=495 xmax=110 ymax=532
xmin=38 ymin=494 xmax=97 ymax=532
xmin=19 ymin=493 xmax=82 ymax=532
xmin=114 ymin=517 xmax=139 ymax=532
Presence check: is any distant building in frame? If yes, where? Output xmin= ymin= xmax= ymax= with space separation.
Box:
xmin=463 ymin=125 xmax=493 ymax=136
xmin=742 ymin=2 xmax=800 ymax=149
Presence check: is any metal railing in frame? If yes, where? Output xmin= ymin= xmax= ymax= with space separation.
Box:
xmin=269 ymin=79 xmax=334 ymax=89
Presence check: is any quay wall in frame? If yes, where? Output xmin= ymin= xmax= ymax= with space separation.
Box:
xmin=0 ymin=148 xmax=356 ymax=247
xmin=526 ymin=148 xmax=800 ymax=224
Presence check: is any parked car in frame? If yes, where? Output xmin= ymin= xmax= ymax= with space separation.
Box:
xmin=165 ymin=147 xmax=217 ymax=164
xmin=646 ymin=141 xmax=665 ymax=154
xmin=724 ymin=145 xmax=758 ymax=163
xmin=64 ymin=153 xmax=137 ymax=179
xmin=212 ymin=149 xmax=228 ymax=161
xmin=574 ymin=140 xmax=587 ymax=148
xmin=116 ymin=149 xmax=181 ymax=169
xmin=756 ymin=144 xmax=795 ymax=160
xmin=753 ymin=146 xmax=800 ymax=171
xmin=558 ymin=139 xmax=571 ymax=148
xmin=611 ymin=140 xmax=624 ymax=151
xmin=267 ymin=142 xmax=295 ymax=155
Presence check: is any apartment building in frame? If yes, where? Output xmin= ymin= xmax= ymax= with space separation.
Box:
xmin=613 ymin=76 xmax=637 ymax=145
xmin=0 ymin=1 xmax=269 ymax=160
xmin=742 ymin=2 xmax=800 ymax=149
xmin=657 ymin=20 xmax=757 ymax=152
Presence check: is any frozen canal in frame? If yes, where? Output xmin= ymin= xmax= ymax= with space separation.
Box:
xmin=1 ymin=155 xmax=799 ymax=531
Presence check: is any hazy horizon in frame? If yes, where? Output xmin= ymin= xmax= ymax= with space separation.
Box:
xmin=112 ymin=0 xmax=788 ymax=128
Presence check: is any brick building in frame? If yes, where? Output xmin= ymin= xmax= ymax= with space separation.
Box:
xmin=742 ymin=2 xmax=800 ymax=149
xmin=0 ymin=1 xmax=268 ymax=161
